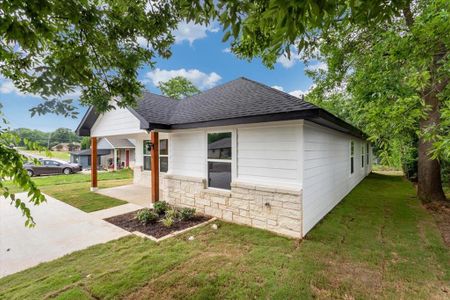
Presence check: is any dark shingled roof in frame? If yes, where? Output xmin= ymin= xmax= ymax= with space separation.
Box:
xmin=76 ymin=77 xmax=365 ymax=138
xmin=132 ymin=92 xmax=179 ymax=126
xmin=168 ymin=77 xmax=318 ymax=125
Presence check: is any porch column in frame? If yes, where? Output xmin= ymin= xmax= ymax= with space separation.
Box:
xmin=150 ymin=131 xmax=159 ymax=203
xmin=90 ymin=137 xmax=98 ymax=191
xmin=113 ymin=148 xmax=118 ymax=171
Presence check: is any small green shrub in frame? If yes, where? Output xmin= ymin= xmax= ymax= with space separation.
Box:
xmin=153 ymin=201 xmax=169 ymax=215
xmin=180 ymin=208 xmax=196 ymax=220
xmin=165 ymin=208 xmax=180 ymax=219
xmin=136 ymin=209 xmax=158 ymax=224
xmin=161 ymin=216 xmax=174 ymax=227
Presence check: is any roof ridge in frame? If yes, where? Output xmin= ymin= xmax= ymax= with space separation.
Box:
xmin=182 ymin=77 xmax=247 ymax=100
xmin=141 ymin=90 xmax=179 ymax=102
xmin=238 ymin=77 xmax=320 ymax=109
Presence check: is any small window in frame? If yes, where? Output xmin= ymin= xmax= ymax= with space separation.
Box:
xmin=143 ymin=139 xmax=169 ymax=172
xmin=143 ymin=140 xmax=151 ymax=171
xmin=350 ymin=141 xmax=355 ymax=174
xmin=160 ymin=139 xmax=169 ymax=172
xmin=361 ymin=144 xmax=365 ymax=168
xmin=366 ymin=143 xmax=370 ymax=165
xmin=207 ymin=132 xmax=232 ymax=189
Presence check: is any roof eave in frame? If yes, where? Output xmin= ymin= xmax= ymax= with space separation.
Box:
xmin=167 ymin=109 xmax=367 ymax=140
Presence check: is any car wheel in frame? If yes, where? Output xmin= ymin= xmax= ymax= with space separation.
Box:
xmin=27 ymin=170 xmax=34 ymax=177
xmin=63 ymin=168 xmax=72 ymax=175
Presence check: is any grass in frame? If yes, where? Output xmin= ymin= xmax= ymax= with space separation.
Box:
xmin=22 ymin=149 xmax=71 ymax=161
xmin=1 ymin=173 xmax=449 ymax=299
xmin=6 ymin=169 xmax=133 ymax=212
xmin=41 ymin=179 xmax=131 ymax=212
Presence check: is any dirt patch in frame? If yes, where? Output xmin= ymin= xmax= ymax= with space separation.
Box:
xmin=424 ymin=201 xmax=450 ymax=247
xmin=105 ymin=210 xmax=211 ymax=239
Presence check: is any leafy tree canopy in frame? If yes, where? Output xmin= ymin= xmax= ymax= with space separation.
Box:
xmin=158 ymin=76 xmax=200 ymax=99
xmin=182 ymin=0 xmax=447 ymax=201
xmin=0 ymin=0 xmax=181 ymax=116
xmin=12 ymin=127 xmax=81 ymax=148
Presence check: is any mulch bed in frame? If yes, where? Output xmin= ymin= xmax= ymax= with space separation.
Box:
xmin=105 ymin=210 xmax=211 ymax=239
xmin=424 ymin=201 xmax=450 ymax=248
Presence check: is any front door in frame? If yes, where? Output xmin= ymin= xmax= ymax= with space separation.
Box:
xmin=125 ymin=149 xmax=130 ymax=167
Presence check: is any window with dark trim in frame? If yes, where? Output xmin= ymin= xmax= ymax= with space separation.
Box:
xmin=160 ymin=139 xmax=169 ymax=172
xmin=366 ymin=143 xmax=370 ymax=165
xmin=207 ymin=132 xmax=232 ymax=189
xmin=350 ymin=141 xmax=355 ymax=174
xmin=143 ymin=139 xmax=169 ymax=172
xmin=361 ymin=144 xmax=365 ymax=168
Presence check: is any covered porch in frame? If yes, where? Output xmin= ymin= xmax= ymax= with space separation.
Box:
xmin=96 ymin=184 xmax=152 ymax=208
xmin=89 ymin=129 xmax=165 ymax=207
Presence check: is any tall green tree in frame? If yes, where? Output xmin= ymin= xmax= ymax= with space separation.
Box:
xmin=158 ymin=76 xmax=200 ymax=99
xmin=305 ymin=0 xmax=449 ymax=202
xmin=180 ymin=0 xmax=448 ymax=202
xmin=0 ymin=0 xmax=181 ymax=225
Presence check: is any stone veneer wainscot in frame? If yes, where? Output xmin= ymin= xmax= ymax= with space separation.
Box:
xmin=164 ymin=174 xmax=303 ymax=238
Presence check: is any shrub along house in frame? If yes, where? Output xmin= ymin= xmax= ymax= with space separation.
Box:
xmin=76 ymin=77 xmax=372 ymax=238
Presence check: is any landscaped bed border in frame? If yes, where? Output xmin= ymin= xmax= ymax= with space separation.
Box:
xmin=104 ymin=204 xmax=217 ymax=242
xmin=133 ymin=217 xmax=217 ymax=242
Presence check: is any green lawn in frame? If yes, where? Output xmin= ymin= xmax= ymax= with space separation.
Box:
xmin=40 ymin=179 xmax=130 ymax=212
xmin=6 ymin=169 xmax=132 ymax=212
xmin=22 ymin=149 xmax=71 ymax=161
xmin=1 ymin=173 xmax=449 ymax=299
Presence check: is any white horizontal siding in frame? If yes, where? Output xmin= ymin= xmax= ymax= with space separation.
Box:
xmin=302 ymin=121 xmax=370 ymax=235
xmin=91 ymin=107 xmax=143 ymax=137
xmin=237 ymin=125 xmax=301 ymax=188
xmin=169 ymin=131 xmax=205 ymax=177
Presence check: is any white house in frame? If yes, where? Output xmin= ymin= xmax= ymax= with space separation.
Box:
xmin=96 ymin=137 xmax=136 ymax=170
xmin=76 ymin=77 xmax=371 ymax=238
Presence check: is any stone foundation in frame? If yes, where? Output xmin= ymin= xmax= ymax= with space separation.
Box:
xmin=164 ymin=174 xmax=303 ymax=238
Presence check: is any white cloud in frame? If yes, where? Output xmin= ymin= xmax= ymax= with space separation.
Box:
xmin=173 ymin=21 xmax=219 ymax=46
xmin=146 ymin=68 xmax=222 ymax=90
xmin=0 ymin=80 xmax=20 ymax=94
xmin=288 ymin=84 xmax=316 ymax=98
xmin=305 ymin=61 xmax=328 ymax=72
xmin=0 ymin=78 xmax=80 ymax=98
xmin=288 ymin=90 xmax=306 ymax=98
xmin=271 ymin=85 xmax=284 ymax=91
xmin=0 ymin=80 xmax=41 ymax=98
xmin=222 ymin=47 xmax=231 ymax=53
xmin=276 ymin=52 xmax=302 ymax=69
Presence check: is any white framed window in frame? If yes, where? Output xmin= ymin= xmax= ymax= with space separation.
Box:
xmin=143 ymin=139 xmax=169 ymax=172
xmin=361 ymin=143 xmax=365 ymax=168
xmin=207 ymin=132 xmax=232 ymax=190
xmin=350 ymin=140 xmax=355 ymax=174
xmin=160 ymin=139 xmax=169 ymax=172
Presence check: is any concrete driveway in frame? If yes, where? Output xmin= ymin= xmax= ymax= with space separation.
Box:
xmin=0 ymin=193 xmax=130 ymax=278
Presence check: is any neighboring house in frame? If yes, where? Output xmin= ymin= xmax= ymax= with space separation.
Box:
xmin=97 ymin=137 xmax=136 ymax=170
xmin=76 ymin=77 xmax=372 ymax=238
xmin=70 ymin=138 xmax=135 ymax=170
xmin=51 ymin=142 xmax=81 ymax=152
xmin=70 ymin=149 xmax=110 ymax=169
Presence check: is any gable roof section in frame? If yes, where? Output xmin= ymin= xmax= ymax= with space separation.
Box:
xmin=76 ymin=77 xmax=365 ymax=139
xmin=106 ymin=138 xmax=136 ymax=148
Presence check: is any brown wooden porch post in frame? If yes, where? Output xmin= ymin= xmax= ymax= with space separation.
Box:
xmin=90 ymin=137 xmax=98 ymax=191
xmin=150 ymin=131 xmax=159 ymax=203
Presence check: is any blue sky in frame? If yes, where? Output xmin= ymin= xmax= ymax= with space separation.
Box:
xmin=0 ymin=22 xmax=321 ymax=132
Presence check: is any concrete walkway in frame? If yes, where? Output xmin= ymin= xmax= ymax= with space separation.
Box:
xmin=89 ymin=203 xmax=143 ymax=219
xmin=96 ymin=184 xmax=152 ymax=207
xmin=0 ymin=193 xmax=130 ymax=278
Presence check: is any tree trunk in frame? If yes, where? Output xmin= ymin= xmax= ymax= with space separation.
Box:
xmin=403 ymin=3 xmax=446 ymax=203
xmin=417 ymin=90 xmax=446 ymax=203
